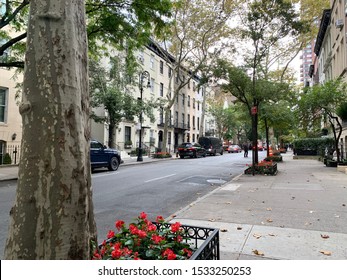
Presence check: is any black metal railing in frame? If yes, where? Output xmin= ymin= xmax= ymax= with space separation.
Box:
xmin=1 ymin=144 xmax=20 ymax=165
xmin=154 ymin=222 xmax=220 ymax=260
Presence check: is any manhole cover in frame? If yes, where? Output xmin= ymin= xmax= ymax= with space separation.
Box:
xmin=179 ymin=176 xmax=228 ymax=186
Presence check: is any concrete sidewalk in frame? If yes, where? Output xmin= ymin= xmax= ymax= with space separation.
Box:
xmin=169 ymin=153 xmax=347 ymax=260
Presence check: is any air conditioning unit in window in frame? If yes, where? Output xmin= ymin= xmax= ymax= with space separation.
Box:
xmin=336 ymin=19 xmax=344 ymax=29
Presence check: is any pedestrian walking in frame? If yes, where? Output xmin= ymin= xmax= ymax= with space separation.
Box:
xmin=243 ymin=143 xmax=249 ymax=157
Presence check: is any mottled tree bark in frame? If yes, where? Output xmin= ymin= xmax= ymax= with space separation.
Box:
xmin=4 ymin=0 xmax=97 ymax=259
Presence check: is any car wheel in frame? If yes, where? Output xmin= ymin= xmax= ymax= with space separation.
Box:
xmin=194 ymin=151 xmax=198 ymax=158
xmin=220 ymin=150 xmax=223 ymax=155
xmin=108 ymin=157 xmax=119 ymax=171
xmin=180 ymin=155 xmax=184 ymax=159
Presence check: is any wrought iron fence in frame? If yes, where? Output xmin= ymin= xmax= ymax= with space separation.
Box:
xmin=0 ymin=144 xmax=20 ymax=165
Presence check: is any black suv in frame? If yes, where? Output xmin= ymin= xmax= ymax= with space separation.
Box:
xmin=90 ymin=140 xmax=121 ymax=171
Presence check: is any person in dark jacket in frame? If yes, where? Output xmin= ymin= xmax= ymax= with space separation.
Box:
xmin=243 ymin=143 xmax=249 ymax=157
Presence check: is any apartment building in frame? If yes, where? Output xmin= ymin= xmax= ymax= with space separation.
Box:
xmin=91 ymin=41 xmax=212 ymax=157
xmin=0 ymin=68 xmax=22 ymax=164
xmin=311 ymin=0 xmax=347 ymax=162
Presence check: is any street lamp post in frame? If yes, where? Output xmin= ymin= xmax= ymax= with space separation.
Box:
xmin=137 ymin=71 xmax=151 ymax=162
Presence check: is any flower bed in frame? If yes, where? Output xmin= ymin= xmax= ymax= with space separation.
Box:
xmin=264 ymin=155 xmax=282 ymax=162
xmin=151 ymin=152 xmax=172 ymax=159
xmin=92 ymin=212 xmax=219 ymax=260
xmin=244 ymin=161 xmax=278 ymax=175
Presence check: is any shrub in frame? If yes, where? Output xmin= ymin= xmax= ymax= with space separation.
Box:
xmin=3 ymin=153 xmax=12 ymax=164
xmin=265 ymin=156 xmax=282 ymax=162
xmin=293 ymin=138 xmax=334 ymax=157
xmin=152 ymin=152 xmax=172 ymax=159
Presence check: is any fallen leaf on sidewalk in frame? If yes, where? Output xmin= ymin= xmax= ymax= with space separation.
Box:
xmin=268 ymin=233 xmax=276 ymax=237
xmin=252 ymin=249 xmax=264 ymax=256
xmin=320 ymin=234 xmax=330 ymax=239
xmin=291 ymin=197 xmax=296 ymax=200
xmin=225 ymin=202 xmax=232 ymax=204
xmin=266 ymin=207 xmax=272 ymax=211
xmin=319 ymin=250 xmax=332 ymax=256
xmin=237 ymin=226 xmax=242 ymax=230
xmin=220 ymin=229 xmax=228 ymax=232
xmin=342 ymin=204 xmax=346 ymax=207
xmin=253 ymin=233 xmax=262 ymax=239
xmin=208 ymin=218 xmax=216 ymax=222
xmin=335 ymin=215 xmax=340 ymax=218
xmin=266 ymin=218 xmax=273 ymax=223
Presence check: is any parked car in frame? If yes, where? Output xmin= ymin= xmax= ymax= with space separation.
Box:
xmin=198 ymin=136 xmax=224 ymax=156
xmin=177 ymin=142 xmax=206 ymax=159
xmin=228 ymin=144 xmax=242 ymax=153
xmin=90 ymin=140 xmax=122 ymax=171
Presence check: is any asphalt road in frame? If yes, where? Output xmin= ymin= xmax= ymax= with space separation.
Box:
xmin=0 ymin=151 xmax=262 ymax=257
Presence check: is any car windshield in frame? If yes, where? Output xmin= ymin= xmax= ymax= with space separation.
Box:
xmin=178 ymin=143 xmax=193 ymax=148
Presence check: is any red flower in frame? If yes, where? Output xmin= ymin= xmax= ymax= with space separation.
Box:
xmin=111 ymin=249 xmax=122 ymax=259
xmin=156 ymin=216 xmax=164 ymax=223
xmin=115 ymin=220 xmax=125 ymax=231
xmin=170 ymin=222 xmax=181 ymax=233
xmin=152 ymin=234 xmax=164 ymax=244
xmin=137 ymin=229 xmax=147 ymax=239
xmin=162 ymin=248 xmax=177 ymax=260
xmin=139 ymin=212 xmax=147 ymax=220
xmin=183 ymin=248 xmax=192 ymax=258
xmin=107 ymin=230 xmax=115 ymax=239
xmin=129 ymin=224 xmax=138 ymax=235
xmin=148 ymin=224 xmax=157 ymax=232
xmin=175 ymin=235 xmax=183 ymax=243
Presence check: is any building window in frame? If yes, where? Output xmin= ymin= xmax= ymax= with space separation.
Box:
xmin=168 ymin=67 xmax=172 ymax=78
xmin=160 ymin=60 xmax=164 ymax=74
xmin=159 ymin=107 xmax=164 ymax=124
xmin=192 ymin=134 xmax=195 ymax=142
xmin=150 ymin=55 xmax=155 ymax=69
xmin=187 ymin=114 xmax=190 ymax=129
xmin=187 ymin=95 xmax=190 ymax=107
xmin=193 ymin=98 xmax=195 ymax=108
xmin=168 ymin=131 xmax=172 ymax=145
xmin=160 ymin=83 xmax=164 ymax=97
xmin=175 ymin=111 xmax=178 ymax=126
xmin=192 ymin=116 xmax=195 ymax=129
xmin=151 ymin=78 xmax=155 ymax=93
xmin=0 ymin=88 xmax=7 ymax=123
xmin=197 ymin=117 xmax=200 ymax=129
xmin=197 ymin=101 xmax=200 ymax=111
xmin=182 ymin=113 xmax=185 ymax=126
xmin=125 ymin=126 xmax=131 ymax=142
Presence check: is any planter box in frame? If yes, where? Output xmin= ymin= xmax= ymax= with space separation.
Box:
xmin=99 ymin=222 xmax=220 ymax=260
xmin=154 ymin=223 xmax=220 ymax=260
xmin=326 ymin=160 xmax=338 ymax=167
xmin=244 ymin=163 xmax=278 ymax=175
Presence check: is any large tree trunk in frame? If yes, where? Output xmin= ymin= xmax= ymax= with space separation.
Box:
xmin=4 ymin=0 xmax=97 ymax=259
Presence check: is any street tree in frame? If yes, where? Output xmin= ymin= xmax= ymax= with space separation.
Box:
xmin=4 ymin=0 xmax=96 ymax=259
xmin=0 ymin=0 xmax=173 ymax=68
xmin=297 ymin=79 xmax=347 ymax=162
xmin=220 ymin=0 xmax=307 ymax=164
xmin=154 ymin=0 xmax=237 ymax=153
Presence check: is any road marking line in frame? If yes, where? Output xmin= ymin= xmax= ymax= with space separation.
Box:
xmin=144 ymin=173 xmax=176 ymax=183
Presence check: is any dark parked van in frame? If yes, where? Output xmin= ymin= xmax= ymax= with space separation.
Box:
xmin=198 ymin=136 xmax=224 ymax=156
